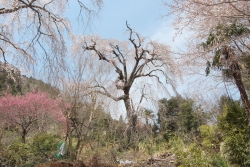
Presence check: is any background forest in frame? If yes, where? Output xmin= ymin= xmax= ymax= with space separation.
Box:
xmin=0 ymin=0 xmax=250 ymax=167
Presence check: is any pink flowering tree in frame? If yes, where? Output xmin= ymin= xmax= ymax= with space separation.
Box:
xmin=0 ymin=91 xmax=65 ymax=143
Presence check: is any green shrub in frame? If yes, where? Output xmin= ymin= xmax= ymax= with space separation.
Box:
xmin=218 ymin=99 xmax=250 ymax=166
xmin=199 ymin=125 xmax=220 ymax=150
xmin=30 ymin=133 xmax=60 ymax=163
xmin=169 ymin=137 xmax=229 ymax=167
xmin=223 ymin=133 xmax=250 ymax=166
xmin=4 ymin=133 xmax=61 ymax=167
xmin=163 ymin=131 xmax=175 ymax=141
xmin=211 ymin=154 xmax=229 ymax=167
xmin=32 ymin=133 xmax=58 ymax=153
xmin=7 ymin=140 xmax=32 ymax=166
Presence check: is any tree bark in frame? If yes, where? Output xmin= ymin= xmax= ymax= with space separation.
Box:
xmin=21 ymin=128 xmax=27 ymax=143
xmin=231 ymin=63 xmax=250 ymax=127
xmin=123 ymin=97 xmax=138 ymax=146
xmin=124 ymin=97 xmax=132 ymax=119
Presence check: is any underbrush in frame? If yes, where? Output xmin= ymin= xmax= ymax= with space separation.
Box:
xmin=168 ymin=136 xmax=229 ymax=167
xmin=0 ymin=132 xmax=63 ymax=167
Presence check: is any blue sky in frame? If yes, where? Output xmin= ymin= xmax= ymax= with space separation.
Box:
xmin=67 ymin=0 xmax=179 ymax=45
xmin=92 ymin=0 xmax=166 ymax=38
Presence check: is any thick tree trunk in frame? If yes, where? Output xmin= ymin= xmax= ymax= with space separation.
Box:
xmin=124 ymin=98 xmax=132 ymax=119
xmin=21 ymin=128 xmax=27 ymax=143
xmin=123 ymin=97 xmax=137 ymax=146
xmin=231 ymin=63 xmax=250 ymax=127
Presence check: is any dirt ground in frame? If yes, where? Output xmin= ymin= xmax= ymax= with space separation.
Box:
xmin=131 ymin=152 xmax=176 ymax=167
xmin=35 ymin=152 xmax=177 ymax=167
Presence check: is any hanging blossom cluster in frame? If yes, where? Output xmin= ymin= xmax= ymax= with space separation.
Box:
xmin=165 ymin=0 xmax=250 ymax=39
xmin=0 ymin=0 xmax=103 ymax=74
xmin=0 ymin=0 xmax=70 ymax=64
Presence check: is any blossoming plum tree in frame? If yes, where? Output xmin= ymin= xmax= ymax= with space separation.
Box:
xmin=0 ymin=91 xmax=65 ymax=143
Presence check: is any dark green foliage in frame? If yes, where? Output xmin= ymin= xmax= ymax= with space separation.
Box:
xmin=213 ymin=49 xmax=222 ymax=67
xmin=201 ymin=22 xmax=250 ymax=50
xmin=169 ymin=136 xmax=229 ymax=167
xmin=202 ymin=22 xmax=250 ymax=76
xmin=22 ymin=76 xmax=60 ymax=96
xmin=224 ymin=133 xmax=250 ymax=166
xmin=163 ymin=131 xmax=174 ymax=141
xmin=211 ymin=154 xmax=229 ymax=167
xmin=218 ymin=98 xmax=250 ymax=166
xmin=158 ymin=96 xmax=181 ymax=132
xmin=178 ymin=99 xmax=202 ymax=133
xmin=0 ymin=63 xmax=60 ymax=96
xmin=202 ymin=22 xmax=250 ymax=146
xmin=242 ymin=54 xmax=250 ymax=93
xmin=2 ymin=133 xmax=61 ymax=167
xmin=31 ymin=133 xmax=59 ymax=158
xmin=6 ymin=139 xmax=32 ymax=166
xmin=158 ymin=97 xmax=180 ymax=117
xmin=198 ymin=124 xmax=223 ymax=156
xmin=143 ymin=109 xmax=155 ymax=125
xmin=0 ymin=69 xmax=22 ymax=95
xmin=218 ymin=99 xmax=248 ymax=133
xmin=205 ymin=61 xmax=211 ymax=76
xmin=205 ymin=46 xmax=235 ymax=78
xmin=158 ymin=96 xmax=205 ymax=135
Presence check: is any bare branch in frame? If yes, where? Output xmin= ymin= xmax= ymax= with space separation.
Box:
xmin=0 ymin=46 xmax=7 ymax=64
xmin=94 ymin=85 xmax=127 ymax=101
